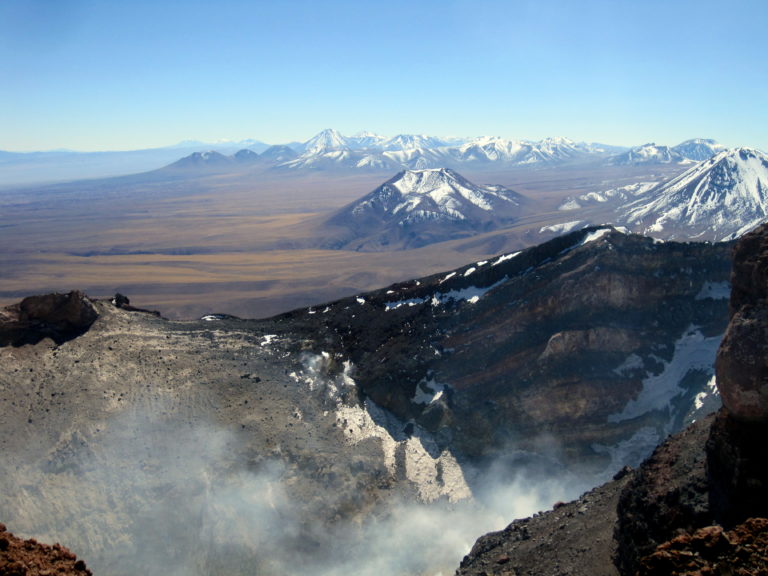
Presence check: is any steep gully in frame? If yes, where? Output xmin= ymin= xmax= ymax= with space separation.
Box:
xmin=458 ymin=222 xmax=768 ymax=576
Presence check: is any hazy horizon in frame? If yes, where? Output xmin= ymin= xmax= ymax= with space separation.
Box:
xmin=2 ymin=0 xmax=767 ymax=153
xmin=0 ymin=129 xmax=740 ymax=155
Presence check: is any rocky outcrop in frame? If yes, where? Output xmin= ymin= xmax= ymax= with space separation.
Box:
xmin=110 ymin=292 xmax=162 ymax=317
xmin=706 ymin=411 xmax=768 ymax=527
xmin=714 ymin=224 xmax=768 ymax=421
xmin=706 ymin=220 xmax=768 ymax=526
xmin=0 ymin=522 xmax=92 ymax=575
xmin=0 ymin=291 xmax=98 ymax=347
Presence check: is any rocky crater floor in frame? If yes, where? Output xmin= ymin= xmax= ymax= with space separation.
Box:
xmin=0 ymin=227 xmax=736 ymax=575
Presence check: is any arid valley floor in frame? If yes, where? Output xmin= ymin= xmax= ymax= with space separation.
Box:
xmin=0 ymin=163 xmax=684 ymax=319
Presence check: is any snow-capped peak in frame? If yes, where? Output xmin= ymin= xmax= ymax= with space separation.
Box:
xmin=348 ymin=131 xmax=387 ymax=149
xmin=302 ymin=128 xmax=349 ymax=155
xmin=326 ymin=168 xmax=526 ymax=248
xmin=455 ymin=136 xmax=589 ymax=165
xmin=609 ymin=143 xmax=687 ymax=165
xmin=538 ymin=136 xmax=576 ymax=147
xmin=354 ymin=168 xmax=523 ymax=222
xmin=620 ymin=147 xmax=768 ymax=240
xmin=672 ymin=138 xmax=726 ymax=162
xmin=383 ymin=134 xmax=447 ymax=151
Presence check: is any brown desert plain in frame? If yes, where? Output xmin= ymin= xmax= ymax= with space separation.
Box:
xmin=0 ymin=163 xmax=685 ymax=319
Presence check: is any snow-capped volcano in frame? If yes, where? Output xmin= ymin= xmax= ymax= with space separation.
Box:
xmin=673 ymin=138 xmax=726 ymax=162
xmin=326 ymin=168 xmax=526 ymax=249
xmin=609 ymin=143 xmax=688 ymax=165
xmin=352 ymin=168 xmax=522 ymax=223
xmin=620 ymin=147 xmax=768 ymax=240
xmin=301 ymin=128 xmax=349 ymax=155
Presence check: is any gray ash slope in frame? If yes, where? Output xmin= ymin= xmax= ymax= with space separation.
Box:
xmin=0 ymin=226 xmax=731 ymax=575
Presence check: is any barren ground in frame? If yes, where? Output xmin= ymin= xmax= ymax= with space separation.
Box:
xmin=0 ymin=164 xmax=684 ymax=319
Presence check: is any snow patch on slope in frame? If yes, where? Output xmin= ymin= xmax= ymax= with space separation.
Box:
xmin=580 ymin=228 xmax=612 ymax=245
xmin=540 ymin=221 xmax=583 ymax=234
xmin=696 ymin=281 xmax=731 ymax=300
xmin=384 ymin=277 xmax=508 ymax=311
xmin=296 ymin=353 xmax=471 ymax=503
xmin=608 ymin=326 xmax=722 ymax=429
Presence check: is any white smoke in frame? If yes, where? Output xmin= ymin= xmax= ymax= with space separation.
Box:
xmin=0 ymin=357 xmax=591 ymax=576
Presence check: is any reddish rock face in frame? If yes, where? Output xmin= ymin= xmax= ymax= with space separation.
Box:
xmin=0 ymin=522 xmax=92 ymax=576
xmin=637 ymin=518 xmax=768 ymax=576
xmin=715 ymin=224 xmax=768 ymax=422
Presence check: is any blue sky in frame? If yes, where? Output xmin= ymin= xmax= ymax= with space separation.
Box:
xmin=1 ymin=0 xmax=766 ymax=152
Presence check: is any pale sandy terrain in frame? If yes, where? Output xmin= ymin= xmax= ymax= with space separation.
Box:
xmin=0 ymin=164 xmax=684 ymax=319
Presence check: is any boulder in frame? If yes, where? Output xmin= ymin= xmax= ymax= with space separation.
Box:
xmin=0 ymin=291 xmax=98 ymax=347
xmin=715 ymin=223 xmax=768 ymax=421
xmin=708 ymin=222 xmax=768 ymax=525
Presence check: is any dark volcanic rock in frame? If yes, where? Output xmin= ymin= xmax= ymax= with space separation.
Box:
xmin=456 ymin=406 xmax=720 ymax=576
xmin=715 ymin=223 xmax=768 ymax=421
xmin=109 ymin=292 xmax=161 ymax=317
xmin=456 ymin=223 xmax=768 ymax=576
xmin=457 ymin=473 xmax=633 ymax=576
xmin=279 ymin=227 xmax=731 ymax=469
xmin=706 ymin=410 xmax=768 ymax=527
xmin=707 ymin=222 xmax=768 ymax=526
xmin=613 ymin=416 xmax=714 ymax=575
xmin=0 ymin=291 xmax=98 ymax=347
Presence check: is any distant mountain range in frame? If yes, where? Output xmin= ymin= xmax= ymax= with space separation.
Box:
xmin=1 ymin=129 xmax=750 ymax=185
xmin=160 ymin=143 xmax=768 ymax=247
xmin=163 ymin=129 xmax=735 ymax=174
xmin=609 ymin=139 xmax=726 ymax=166
xmin=319 ymin=147 xmax=768 ymax=249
